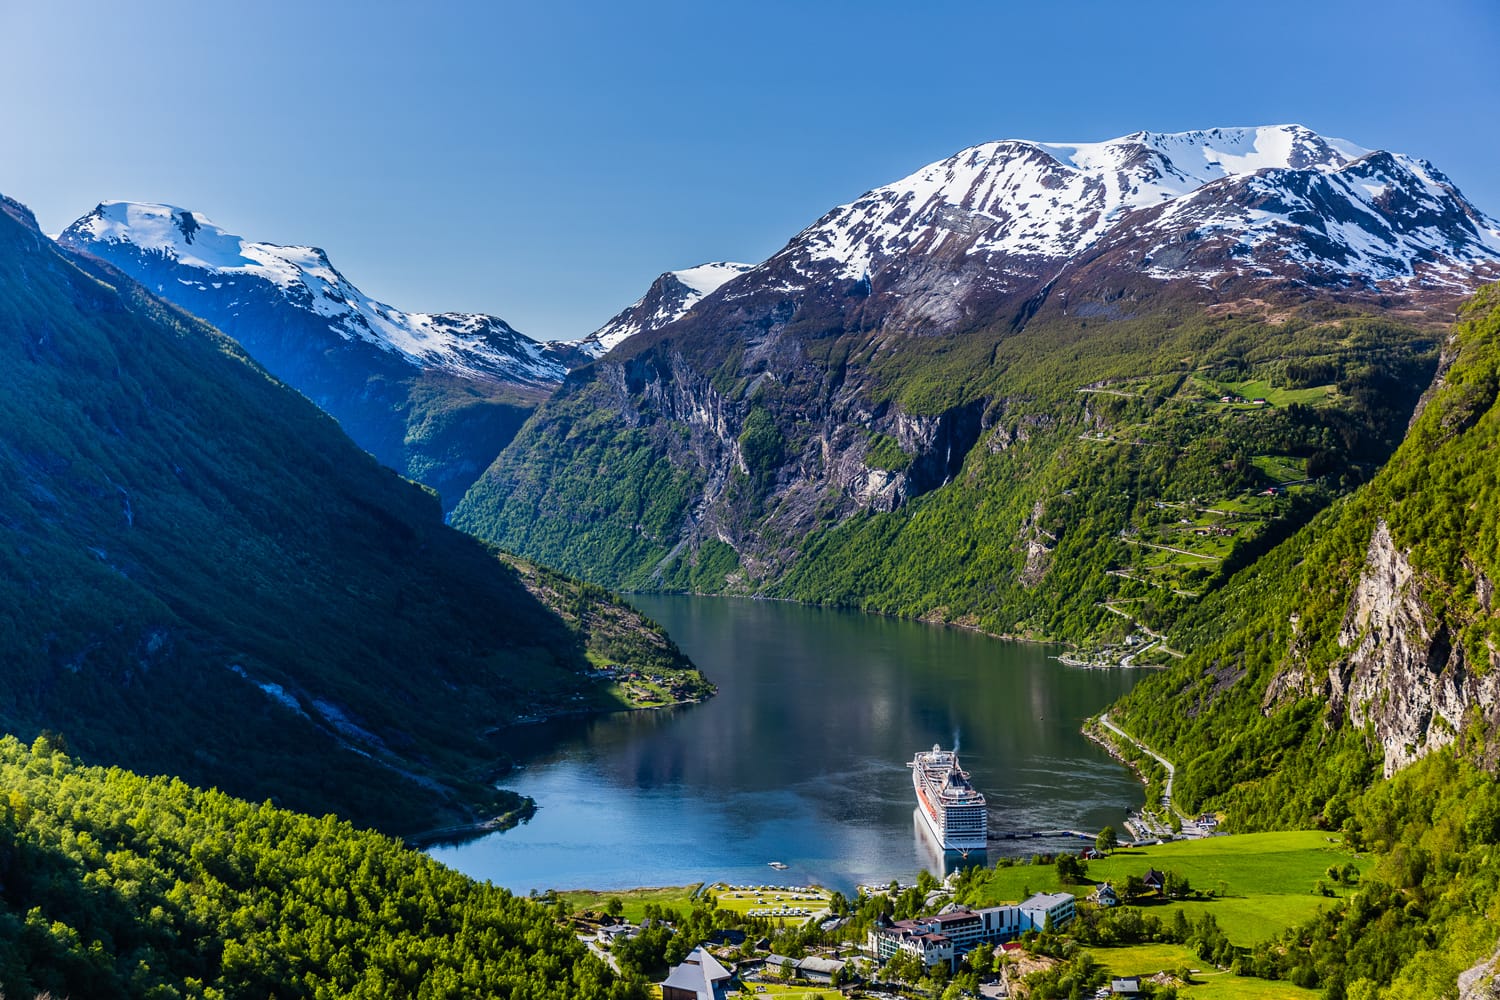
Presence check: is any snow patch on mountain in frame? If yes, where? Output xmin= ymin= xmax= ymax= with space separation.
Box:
xmin=674 ymin=262 xmax=753 ymax=297
xmin=63 ymin=202 xmax=564 ymax=384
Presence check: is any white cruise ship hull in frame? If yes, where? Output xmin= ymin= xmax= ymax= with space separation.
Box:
xmin=911 ymin=746 xmax=988 ymax=852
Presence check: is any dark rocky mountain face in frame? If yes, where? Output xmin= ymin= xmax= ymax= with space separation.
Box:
xmin=0 ymin=193 xmax=703 ymax=835
xmin=455 ymin=126 xmax=1497 ymax=643
xmin=59 ymin=202 xmax=569 ymax=510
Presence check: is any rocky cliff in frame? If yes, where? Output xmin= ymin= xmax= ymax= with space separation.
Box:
xmin=1332 ymin=521 xmax=1500 ymax=775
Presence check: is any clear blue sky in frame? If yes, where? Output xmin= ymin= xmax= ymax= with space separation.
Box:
xmin=4 ymin=0 xmax=1497 ymax=341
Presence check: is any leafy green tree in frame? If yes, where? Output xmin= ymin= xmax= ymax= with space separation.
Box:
xmin=1055 ymin=853 xmax=1087 ymax=885
xmin=1163 ymin=870 xmax=1192 ymax=899
xmin=1096 ymin=825 xmax=1119 ymax=854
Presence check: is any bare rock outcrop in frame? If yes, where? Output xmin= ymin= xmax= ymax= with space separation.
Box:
xmin=1330 ymin=521 xmax=1500 ymax=775
xmin=1459 ymin=943 xmax=1500 ymax=1000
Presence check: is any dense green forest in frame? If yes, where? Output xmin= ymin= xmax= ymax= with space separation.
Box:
xmin=0 ymin=735 xmax=642 ymax=1000
xmin=0 ymin=193 xmax=707 ymax=837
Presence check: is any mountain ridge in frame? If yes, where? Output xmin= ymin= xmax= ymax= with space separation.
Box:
xmin=761 ymin=124 xmax=1500 ymax=296
xmin=0 ymin=190 xmax=708 ymax=835
xmin=58 ymin=201 xmax=570 ymax=508
xmin=62 ymin=201 xmax=567 ymax=381
xmin=455 ymin=124 xmax=1493 ymax=648
xmin=578 ymin=261 xmax=754 ymax=357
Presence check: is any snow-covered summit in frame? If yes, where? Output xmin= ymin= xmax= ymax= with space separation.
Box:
xmin=578 ymin=261 xmax=753 ymax=357
xmin=768 ymin=124 xmax=1500 ymax=290
xmin=61 ymin=202 xmax=564 ymax=384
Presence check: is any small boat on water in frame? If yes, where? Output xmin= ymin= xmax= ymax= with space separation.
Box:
xmin=767 ymin=861 xmax=789 ymax=870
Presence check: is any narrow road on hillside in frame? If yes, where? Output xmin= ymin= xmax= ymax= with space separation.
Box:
xmin=583 ymin=938 xmax=619 ymax=974
xmin=1123 ymin=538 xmax=1219 ymax=560
xmin=1098 ymin=713 xmax=1189 ymax=823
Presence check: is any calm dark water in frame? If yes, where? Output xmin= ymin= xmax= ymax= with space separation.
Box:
xmin=431 ymin=596 xmax=1143 ymax=894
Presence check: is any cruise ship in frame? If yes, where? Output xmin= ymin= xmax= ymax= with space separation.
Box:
xmin=910 ymin=745 xmax=988 ymax=851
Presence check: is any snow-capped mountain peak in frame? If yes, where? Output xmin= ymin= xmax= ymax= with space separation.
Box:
xmin=766 ymin=125 xmax=1500 ymax=293
xmin=61 ymin=201 xmax=564 ymax=384
xmin=578 ymin=261 xmax=754 ymax=357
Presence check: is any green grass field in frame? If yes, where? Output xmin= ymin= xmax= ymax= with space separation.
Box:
xmin=731 ymin=984 xmax=841 ymax=998
xmin=558 ymin=884 xmax=703 ymax=922
xmin=1212 ymin=495 xmax=1280 ymax=516
xmin=1193 ymin=376 xmax=1336 ymax=409
xmin=1090 ymin=943 xmax=1319 ymax=998
xmin=963 ymin=832 xmax=1368 ymax=945
xmin=559 ymin=882 xmax=833 ymax=924
xmin=1250 ymin=454 xmax=1307 ymax=483
xmin=711 ymin=882 xmax=832 ymax=920
xmin=705 ymin=881 xmax=834 ymax=923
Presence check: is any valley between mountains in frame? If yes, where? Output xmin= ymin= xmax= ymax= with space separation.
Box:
xmin=6 ymin=122 xmax=1500 ymax=998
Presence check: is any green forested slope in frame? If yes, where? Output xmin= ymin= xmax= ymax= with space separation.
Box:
xmin=773 ymin=304 xmax=1437 ymax=642
xmin=459 ymin=287 xmax=1439 ymax=646
xmin=0 ymin=735 xmax=640 ymax=1000
xmin=1244 ymin=750 xmax=1500 ymax=999
xmin=0 ymin=194 xmax=706 ymax=836
xmin=1112 ymin=283 xmax=1500 ymax=832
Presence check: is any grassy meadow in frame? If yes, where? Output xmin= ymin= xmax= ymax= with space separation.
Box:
xmin=964 ymin=831 xmax=1369 ymax=945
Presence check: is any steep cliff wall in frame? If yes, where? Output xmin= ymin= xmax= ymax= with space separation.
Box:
xmin=1332 ymin=521 xmax=1500 ymax=775
xmin=456 ymin=338 xmax=999 ymax=593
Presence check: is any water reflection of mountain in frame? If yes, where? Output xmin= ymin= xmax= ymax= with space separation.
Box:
xmin=452 ymin=596 xmax=1142 ymax=891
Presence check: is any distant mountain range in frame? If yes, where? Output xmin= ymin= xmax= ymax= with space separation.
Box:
xmin=453 ymin=124 xmax=1500 ymax=641
xmin=57 ymin=203 xmax=762 ymax=507
xmin=59 ymin=202 xmax=578 ymax=509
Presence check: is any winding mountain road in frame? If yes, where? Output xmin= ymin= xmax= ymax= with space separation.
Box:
xmin=1099 ymin=713 xmax=1188 ymax=823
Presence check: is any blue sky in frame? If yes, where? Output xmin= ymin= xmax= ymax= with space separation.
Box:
xmin=4 ymin=0 xmax=1497 ymax=341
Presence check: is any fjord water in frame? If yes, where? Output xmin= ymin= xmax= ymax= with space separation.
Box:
xmin=432 ymin=597 xmax=1142 ymax=894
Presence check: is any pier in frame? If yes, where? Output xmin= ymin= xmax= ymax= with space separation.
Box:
xmin=986 ymin=828 xmax=1097 ymax=842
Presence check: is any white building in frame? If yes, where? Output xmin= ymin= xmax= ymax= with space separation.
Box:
xmin=867 ymin=896 xmax=1075 ymax=969
xmin=1019 ymin=891 xmax=1077 ymax=931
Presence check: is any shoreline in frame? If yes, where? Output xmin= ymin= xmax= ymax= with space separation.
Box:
xmin=625 ymin=589 xmax=1185 ymax=668
xmin=627 ymin=589 xmax=1078 ymax=653
xmin=411 ymin=692 xmax=711 ymax=850
xmin=418 ymin=596 xmax=1163 ymax=855
xmin=1054 ymin=653 xmax=1167 ymax=670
